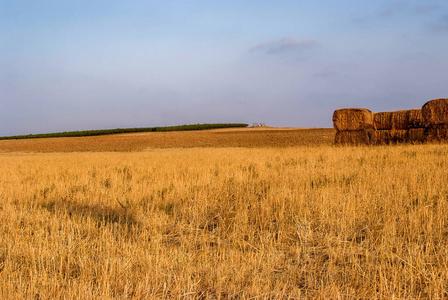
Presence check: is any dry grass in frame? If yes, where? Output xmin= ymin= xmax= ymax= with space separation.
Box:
xmin=1 ymin=141 xmax=448 ymax=298
xmin=0 ymin=128 xmax=335 ymax=153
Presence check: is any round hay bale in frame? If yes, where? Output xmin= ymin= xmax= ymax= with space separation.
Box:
xmin=422 ymin=98 xmax=448 ymax=126
xmin=407 ymin=109 xmax=424 ymax=128
xmin=333 ymin=109 xmax=374 ymax=131
xmin=334 ymin=129 xmax=374 ymax=145
xmin=374 ymin=112 xmax=393 ymax=130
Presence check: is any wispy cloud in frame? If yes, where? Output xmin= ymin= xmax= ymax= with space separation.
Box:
xmin=250 ymin=38 xmax=319 ymax=55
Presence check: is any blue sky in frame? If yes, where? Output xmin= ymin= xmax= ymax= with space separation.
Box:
xmin=1 ymin=0 xmax=448 ymax=135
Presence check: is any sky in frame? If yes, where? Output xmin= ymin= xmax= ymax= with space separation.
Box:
xmin=1 ymin=0 xmax=448 ymax=135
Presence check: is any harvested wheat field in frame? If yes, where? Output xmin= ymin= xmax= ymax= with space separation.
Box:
xmin=1 ymin=128 xmax=448 ymax=298
xmin=0 ymin=128 xmax=335 ymax=153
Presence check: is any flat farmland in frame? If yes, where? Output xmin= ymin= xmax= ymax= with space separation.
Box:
xmin=0 ymin=128 xmax=335 ymax=152
xmin=1 ymin=128 xmax=448 ymax=298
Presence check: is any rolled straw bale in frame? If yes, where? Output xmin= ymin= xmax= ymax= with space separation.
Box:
xmin=373 ymin=130 xmax=408 ymax=144
xmin=374 ymin=112 xmax=393 ymax=130
xmin=334 ymin=129 xmax=374 ymax=145
xmin=422 ymin=98 xmax=448 ymax=126
xmin=333 ymin=109 xmax=374 ymax=131
xmin=407 ymin=128 xmax=426 ymax=143
xmin=425 ymin=125 xmax=448 ymax=142
xmin=407 ymin=109 xmax=425 ymax=128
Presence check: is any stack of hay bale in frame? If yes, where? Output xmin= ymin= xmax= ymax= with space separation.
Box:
xmin=422 ymin=99 xmax=448 ymax=141
xmin=333 ymin=109 xmax=375 ymax=145
xmin=333 ymin=98 xmax=448 ymax=145
xmin=373 ymin=109 xmax=425 ymax=144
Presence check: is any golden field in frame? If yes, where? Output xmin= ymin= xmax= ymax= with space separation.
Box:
xmin=1 ymin=129 xmax=448 ymax=298
xmin=0 ymin=128 xmax=334 ymax=152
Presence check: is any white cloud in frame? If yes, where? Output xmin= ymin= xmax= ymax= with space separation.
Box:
xmin=250 ymin=38 xmax=319 ymax=55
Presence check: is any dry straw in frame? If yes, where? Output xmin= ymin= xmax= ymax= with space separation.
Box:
xmin=374 ymin=110 xmax=424 ymax=130
xmin=390 ymin=110 xmax=410 ymax=130
xmin=407 ymin=109 xmax=424 ymax=128
xmin=373 ymin=112 xmax=393 ymax=130
xmin=3 ymin=146 xmax=448 ymax=298
xmin=334 ymin=130 xmax=374 ymax=145
xmin=333 ymin=109 xmax=374 ymax=131
xmin=374 ymin=130 xmax=408 ymax=145
xmin=407 ymin=128 xmax=426 ymax=143
xmin=422 ymin=98 xmax=448 ymax=126
xmin=335 ymin=99 xmax=447 ymax=145
xmin=426 ymin=126 xmax=448 ymax=142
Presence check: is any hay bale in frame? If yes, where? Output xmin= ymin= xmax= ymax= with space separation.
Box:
xmin=391 ymin=130 xmax=409 ymax=143
xmin=391 ymin=110 xmax=411 ymax=130
xmin=334 ymin=130 xmax=374 ymax=145
xmin=408 ymin=128 xmax=426 ymax=143
xmin=374 ymin=110 xmax=423 ymax=130
xmin=407 ymin=109 xmax=424 ymax=128
xmin=373 ymin=130 xmax=408 ymax=144
xmin=422 ymin=98 xmax=448 ymax=126
xmin=373 ymin=130 xmax=392 ymax=145
xmin=374 ymin=112 xmax=393 ymax=130
xmin=333 ymin=109 xmax=374 ymax=131
xmin=425 ymin=126 xmax=448 ymax=142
